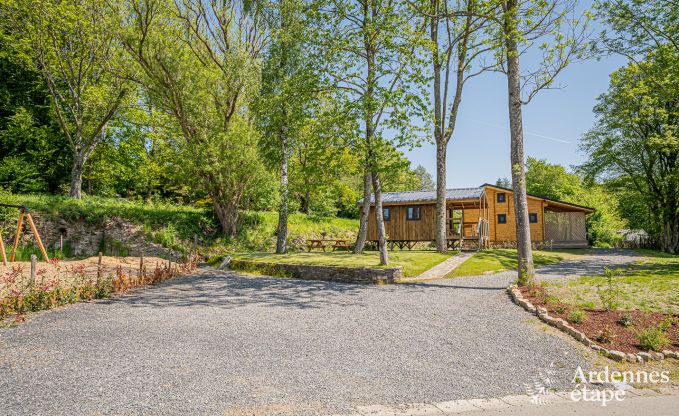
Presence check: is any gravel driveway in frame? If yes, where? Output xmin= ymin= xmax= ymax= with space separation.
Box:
xmin=536 ymin=248 xmax=641 ymax=280
xmin=0 ymin=265 xmax=593 ymax=416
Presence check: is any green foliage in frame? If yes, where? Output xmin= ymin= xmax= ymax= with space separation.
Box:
xmin=567 ymin=309 xmax=586 ymax=324
xmin=3 ymin=193 xmax=215 ymax=240
xmin=637 ymin=326 xmax=671 ymax=352
xmin=526 ymin=157 xmax=626 ymax=246
xmin=580 ymin=45 xmax=679 ymax=252
xmin=596 ymin=268 xmax=622 ymax=310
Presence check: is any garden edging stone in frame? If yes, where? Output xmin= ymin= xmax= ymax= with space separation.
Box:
xmin=506 ymin=284 xmax=679 ymax=363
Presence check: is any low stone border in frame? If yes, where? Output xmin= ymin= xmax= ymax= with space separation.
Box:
xmin=507 ymin=285 xmax=679 ymax=363
xmin=226 ymin=258 xmax=402 ymax=284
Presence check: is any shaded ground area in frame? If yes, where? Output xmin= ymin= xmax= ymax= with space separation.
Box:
xmin=535 ymin=249 xmax=641 ymax=280
xmin=0 ymin=268 xmax=588 ymax=415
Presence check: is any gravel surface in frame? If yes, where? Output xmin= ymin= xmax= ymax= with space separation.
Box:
xmin=0 ymin=265 xmax=594 ymax=416
xmin=536 ymin=248 xmax=641 ymax=281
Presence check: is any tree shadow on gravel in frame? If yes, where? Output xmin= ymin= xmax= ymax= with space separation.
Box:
xmin=99 ymin=269 xmax=385 ymax=310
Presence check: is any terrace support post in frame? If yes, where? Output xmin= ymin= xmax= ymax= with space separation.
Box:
xmin=26 ymin=213 xmax=49 ymax=262
xmin=10 ymin=209 xmax=24 ymax=262
xmin=0 ymin=230 xmax=7 ymax=265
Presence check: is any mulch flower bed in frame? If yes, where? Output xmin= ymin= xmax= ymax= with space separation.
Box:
xmin=519 ymin=286 xmax=679 ymax=355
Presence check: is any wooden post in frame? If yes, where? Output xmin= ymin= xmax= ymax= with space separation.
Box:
xmin=25 ymin=213 xmax=49 ymax=262
xmin=97 ymin=252 xmax=103 ymax=284
xmin=60 ymin=235 xmax=63 ymax=259
xmin=30 ymin=254 xmax=37 ymax=288
xmin=0 ymin=230 xmax=7 ymax=266
xmin=139 ymin=253 xmax=144 ymax=279
xmin=192 ymin=235 xmax=198 ymax=263
xmin=10 ymin=209 xmax=24 ymax=262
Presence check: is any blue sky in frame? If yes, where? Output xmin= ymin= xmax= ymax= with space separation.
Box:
xmin=402 ymin=11 xmax=629 ymax=188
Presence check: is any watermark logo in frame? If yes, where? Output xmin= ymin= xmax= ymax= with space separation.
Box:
xmin=527 ymin=364 xmax=671 ymax=407
xmin=524 ymin=362 xmax=556 ymax=405
xmin=569 ymin=366 xmax=670 ymax=407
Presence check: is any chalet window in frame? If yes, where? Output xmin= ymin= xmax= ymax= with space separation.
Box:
xmin=383 ymin=207 xmax=391 ymax=221
xmin=497 ymin=192 xmax=506 ymax=203
xmin=497 ymin=214 xmax=507 ymax=224
xmin=406 ymin=205 xmax=421 ymax=221
xmin=529 ymin=213 xmax=538 ymax=223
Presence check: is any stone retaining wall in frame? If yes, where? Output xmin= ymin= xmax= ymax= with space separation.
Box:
xmin=228 ymin=259 xmax=402 ymax=284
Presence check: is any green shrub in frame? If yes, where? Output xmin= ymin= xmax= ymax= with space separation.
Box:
xmin=658 ymin=317 xmax=675 ymax=332
xmin=637 ymin=327 xmax=671 ymax=352
xmin=617 ymin=312 xmax=634 ymax=327
xmin=567 ymin=309 xmax=587 ymax=324
xmin=597 ymin=268 xmax=622 ymax=310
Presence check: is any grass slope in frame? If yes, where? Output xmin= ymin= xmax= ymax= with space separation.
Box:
xmin=445 ymin=249 xmax=563 ymax=277
xmin=1 ymin=193 xmax=359 ymax=254
xmin=232 ymin=251 xmax=454 ymax=277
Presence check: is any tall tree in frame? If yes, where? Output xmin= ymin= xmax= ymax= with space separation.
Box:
xmin=117 ymin=0 xmax=268 ymax=236
xmin=581 ymin=47 xmax=679 ymax=253
xmin=318 ymin=0 xmax=428 ymax=264
xmin=255 ymin=0 xmax=318 ymax=253
xmin=492 ymin=0 xmax=588 ymax=285
xmin=3 ymin=0 xmax=130 ymax=198
xmin=420 ymin=0 xmax=494 ymax=252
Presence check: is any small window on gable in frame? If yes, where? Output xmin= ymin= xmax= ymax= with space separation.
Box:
xmin=383 ymin=207 xmax=391 ymax=221
xmin=406 ymin=205 xmax=421 ymax=221
xmin=497 ymin=192 xmax=506 ymax=203
xmin=497 ymin=214 xmax=507 ymax=224
xmin=529 ymin=213 xmax=538 ymax=223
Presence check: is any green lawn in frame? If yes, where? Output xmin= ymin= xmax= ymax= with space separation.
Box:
xmin=545 ymin=250 xmax=679 ymax=314
xmin=445 ymin=249 xmax=564 ymax=277
xmin=231 ymin=250 xmax=455 ymax=277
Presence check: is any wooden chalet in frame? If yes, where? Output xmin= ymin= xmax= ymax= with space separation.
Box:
xmin=360 ymin=183 xmax=594 ymax=249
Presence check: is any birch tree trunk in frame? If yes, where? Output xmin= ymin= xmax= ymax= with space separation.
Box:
xmin=504 ymin=0 xmax=535 ymax=285
xmin=372 ymin=171 xmax=389 ymax=265
xmin=354 ymin=171 xmax=372 ymax=253
xmin=431 ymin=0 xmax=447 ymax=253
xmin=276 ymin=136 xmax=290 ymax=254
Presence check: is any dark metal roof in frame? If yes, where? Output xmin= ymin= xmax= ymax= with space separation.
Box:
xmin=359 ymin=187 xmax=484 ymax=204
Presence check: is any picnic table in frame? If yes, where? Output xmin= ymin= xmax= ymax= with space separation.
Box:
xmin=306 ymin=239 xmax=353 ymax=252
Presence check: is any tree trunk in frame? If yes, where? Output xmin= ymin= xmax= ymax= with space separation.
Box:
xmin=69 ymin=151 xmax=85 ymax=199
xmin=372 ymin=171 xmax=389 ymax=265
xmin=504 ymin=0 xmax=535 ymax=285
xmin=431 ymin=0 xmax=447 ymax=253
xmin=435 ymin=140 xmax=447 ymax=252
xmin=661 ymin=205 xmax=679 ymax=254
xmin=354 ymin=171 xmax=372 ymax=253
xmin=213 ymin=198 xmax=239 ymax=238
xmin=276 ymin=137 xmax=290 ymax=254
xmin=300 ymin=190 xmax=310 ymax=214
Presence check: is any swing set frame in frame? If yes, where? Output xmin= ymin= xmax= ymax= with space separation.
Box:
xmin=0 ymin=204 xmax=49 ymax=266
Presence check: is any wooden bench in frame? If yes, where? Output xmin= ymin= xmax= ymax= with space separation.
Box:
xmin=307 ymin=239 xmax=352 ymax=252
xmin=332 ymin=240 xmax=353 ymax=251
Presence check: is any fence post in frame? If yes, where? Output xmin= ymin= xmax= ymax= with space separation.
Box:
xmin=193 ymin=235 xmax=198 ymax=264
xmin=60 ymin=235 xmax=63 ymax=259
xmin=139 ymin=252 xmax=144 ymax=280
xmin=97 ymin=252 xmax=103 ymax=285
xmin=30 ymin=254 xmax=37 ymax=289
